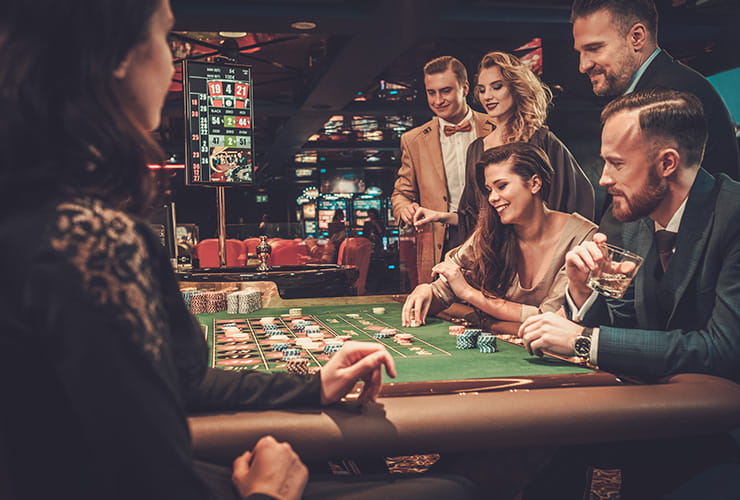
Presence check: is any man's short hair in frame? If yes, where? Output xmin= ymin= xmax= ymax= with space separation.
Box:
xmin=601 ymin=88 xmax=708 ymax=168
xmin=423 ymin=56 xmax=468 ymax=87
xmin=570 ymin=0 xmax=658 ymax=38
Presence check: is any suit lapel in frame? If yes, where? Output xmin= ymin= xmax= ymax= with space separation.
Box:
xmin=421 ymin=112 xmax=492 ymax=204
xmin=624 ymin=217 xmax=655 ymax=327
xmin=422 ymin=119 xmax=447 ymax=189
xmin=663 ymin=170 xmax=717 ymax=325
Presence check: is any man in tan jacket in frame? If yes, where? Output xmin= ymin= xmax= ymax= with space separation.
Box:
xmin=392 ymin=56 xmax=492 ymax=286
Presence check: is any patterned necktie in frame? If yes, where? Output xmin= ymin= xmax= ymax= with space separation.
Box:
xmin=443 ymin=120 xmax=472 ymax=136
xmin=654 ymin=230 xmax=677 ymax=272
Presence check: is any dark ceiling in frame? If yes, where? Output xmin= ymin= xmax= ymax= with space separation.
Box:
xmin=162 ymin=0 xmax=740 ymax=187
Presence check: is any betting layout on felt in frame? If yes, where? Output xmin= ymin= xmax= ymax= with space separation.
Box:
xmin=210 ymin=309 xmax=454 ymax=373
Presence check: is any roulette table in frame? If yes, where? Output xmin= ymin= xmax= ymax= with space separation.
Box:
xmin=189 ymin=295 xmax=740 ymax=463
xmin=196 ymin=301 xmax=616 ymax=396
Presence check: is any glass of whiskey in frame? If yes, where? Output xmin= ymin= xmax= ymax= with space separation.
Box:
xmin=587 ymin=243 xmax=644 ymax=299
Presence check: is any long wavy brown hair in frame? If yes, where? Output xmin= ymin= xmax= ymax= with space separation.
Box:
xmin=475 ymin=51 xmax=552 ymax=144
xmin=468 ymin=142 xmax=554 ymax=297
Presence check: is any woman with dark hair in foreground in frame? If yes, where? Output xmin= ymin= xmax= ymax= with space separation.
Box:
xmin=0 ymin=1 xmax=475 ymax=499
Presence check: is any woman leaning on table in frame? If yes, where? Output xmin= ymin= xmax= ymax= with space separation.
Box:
xmin=402 ymin=142 xmax=597 ymax=328
xmin=412 ymin=51 xmax=595 ymax=246
xmin=0 ymin=2 xmax=479 ymax=500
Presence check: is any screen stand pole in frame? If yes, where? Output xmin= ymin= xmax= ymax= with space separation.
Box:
xmin=216 ymin=186 xmax=227 ymax=267
xmin=164 ymin=201 xmax=178 ymax=270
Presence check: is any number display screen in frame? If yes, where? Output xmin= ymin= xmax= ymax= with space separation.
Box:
xmin=183 ymin=60 xmax=254 ymax=185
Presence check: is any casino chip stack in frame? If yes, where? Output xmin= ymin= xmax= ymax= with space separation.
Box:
xmin=307 ymin=331 xmax=323 ymax=341
xmin=181 ymin=289 xmax=200 ymax=310
xmin=449 ymin=325 xmax=465 ymax=336
xmin=286 ymin=358 xmax=309 ymax=374
xmin=323 ymin=343 xmax=342 ymax=356
xmin=189 ymin=292 xmax=208 ymax=314
xmin=203 ymin=291 xmax=228 ymax=313
xmin=226 ymin=293 xmax=240 ymax=314
xmin=222 ymin=325 xmax=249 ymax=338
xmin=265 ymin=325 xmax=282 ymax=336
xmin=478 ymin=333 xmax=497 ymax=353
xmin=272 ymin=342 xmax=289 ymax=352
xmin=283 ymin=348 xmax=301 ymax=360
xmin=304 ymin=325 xmax=320 ymax=335
xmin=289 ymin=307 xmax=303 ymax=318
xmin=374 ymin=328 xmax=396 ymax=339
xmin=456 ymin=329 xmax=481 ymax=349
xmin=225 ymin=288 xmax=261 ymax=314
xmin=394 ymin=333 xmax=413 ymax=345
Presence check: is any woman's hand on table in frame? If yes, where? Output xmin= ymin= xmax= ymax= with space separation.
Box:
xmin=319 ymin=341 xmax=396 ymax=405
xmin=402 ymin=283 xmax=435 ymax=327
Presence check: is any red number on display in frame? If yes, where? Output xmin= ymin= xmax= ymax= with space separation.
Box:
xmin=208 ymin=81 xmax=223 ymax=96
xmin=235 ymin=83 xmax=249 ymax=98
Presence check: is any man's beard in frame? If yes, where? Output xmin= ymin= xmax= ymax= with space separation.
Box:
xmin=592 ymin=51 xmax=641 ymax=96
xmin=611 ymin=164 xmax=667 ymax=222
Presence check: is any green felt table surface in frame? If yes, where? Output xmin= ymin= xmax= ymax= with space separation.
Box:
xmin=196 ymin=301 xmax=593 ymax=385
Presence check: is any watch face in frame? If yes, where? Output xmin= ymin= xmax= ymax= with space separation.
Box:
xmin=574 ymin=336 xmax=591 ymax=357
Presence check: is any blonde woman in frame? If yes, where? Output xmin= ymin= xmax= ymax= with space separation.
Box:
xmin=413 ymin=51 xmax=595 ymax=245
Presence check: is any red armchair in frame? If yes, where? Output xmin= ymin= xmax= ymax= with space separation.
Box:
xmin=193 ymin=239 xmax=247 ymax=267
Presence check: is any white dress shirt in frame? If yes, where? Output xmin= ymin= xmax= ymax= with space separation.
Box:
xmin=438 ymin=108 xmax=477 ymax=212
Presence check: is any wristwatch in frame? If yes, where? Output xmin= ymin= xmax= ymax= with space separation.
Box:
xmin=574 ymin=327 xmax=594 ymax=359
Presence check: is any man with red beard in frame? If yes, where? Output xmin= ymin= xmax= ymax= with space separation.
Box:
xmin=517 ymin=88 xmax=740 ymax=499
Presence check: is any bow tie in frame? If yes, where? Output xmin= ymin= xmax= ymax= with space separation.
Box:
xmin=443 ymin=121 xmax=472 ymax=136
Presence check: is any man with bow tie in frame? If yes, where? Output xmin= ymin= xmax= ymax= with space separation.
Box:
xmin=392 ymin=56 xmax=492 ymax=286
xmin=518 ymin=88 xmax=740 ymax=500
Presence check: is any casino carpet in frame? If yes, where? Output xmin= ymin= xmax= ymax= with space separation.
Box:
xmin=385 ymin=456 xmax=621 ymax=499
xmin=589 ymin=469 xmax=621 ymax=500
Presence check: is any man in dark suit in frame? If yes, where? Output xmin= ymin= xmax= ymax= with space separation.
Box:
xmin=518 ymin=88 xmax=740 ymax=499
xmin=571 ymin=0 xmax=739 ymax=179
